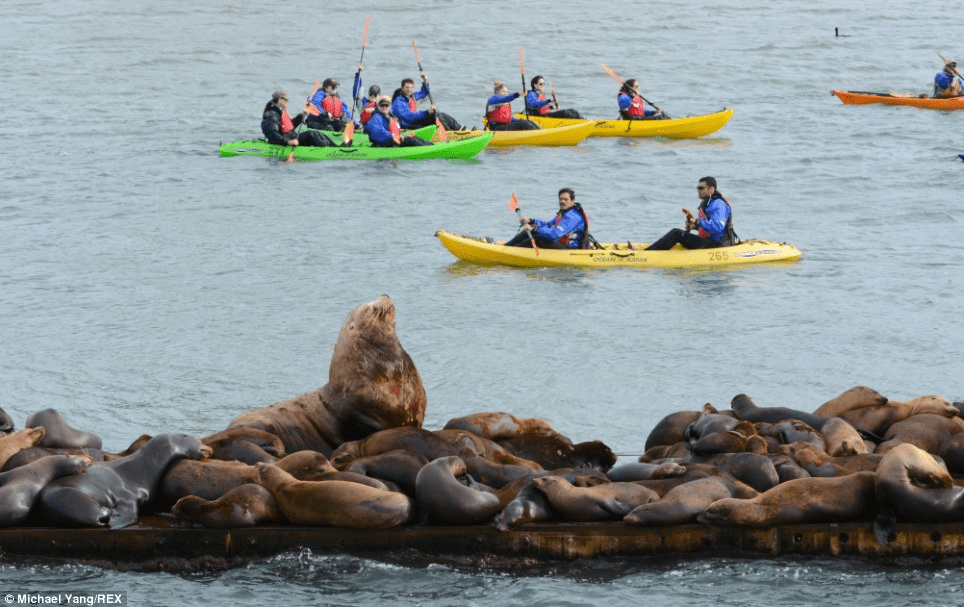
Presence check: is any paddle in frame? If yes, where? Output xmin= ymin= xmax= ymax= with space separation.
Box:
xmin=519 ymin=46 xmax=530 ymax=121
xmin=682 ymin=208 xmax=695 ymax=232
xmin=411 ymin=40 xmax=447 ymax=140
xmin=549 ymin=82 xmax=559 ymax=111
xmin=508 ymin=192 xmax=538 ymax=255
xmin=600 ymin=63 xmax=669 ymax=117
xmin=344 ymin=16 xmax=372 ymax=145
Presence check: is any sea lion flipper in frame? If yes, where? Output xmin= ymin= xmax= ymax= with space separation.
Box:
xmin=873 ymin=510 xmax=896 ymax=544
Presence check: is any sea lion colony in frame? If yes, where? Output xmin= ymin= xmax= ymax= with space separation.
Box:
xmin=1 ymin=296 xmax=961 ymax=543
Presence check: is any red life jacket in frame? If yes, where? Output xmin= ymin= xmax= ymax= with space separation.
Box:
xmin=486 ymin=102 xmax=512 ymax=124
xmin=389 ymin=118 xmax=401 ymax=144
xmin=360 ymin=101 xmax=376 ymax=125
xmin=321 ymin=95 xmax=342 ymax=118
xmin=280 ymin=111 xmax=295 ymax=133
xmin=621 ymin=92 xmax=644 ymax=118
xmin=552 ymin=204 xmax=589 ymax=247
xmin=698 ymin=195 xmax=731 ymax=239
xmin=534 ymin=93 xmax=551 ymax=115
xmin=407 ymin=96 xmax=417 ymax=112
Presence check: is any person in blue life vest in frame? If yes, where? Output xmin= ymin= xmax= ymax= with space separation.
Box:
xmin=525 ymin=76 xmax=583 ymax=119
xmin=618 ymin=78 xmax=666 ymax=120
xmin=485 ymin=81 xmax=539 ymax=131
xmin=363 ymin=96 xmax=433 ymax=147
xmin=306 ymin=69 xmax=362 ymax=131
xmin=933 ymin=60 xmax=964 ymax=98
xmin=645 ymin=177 xmax=739 ymax=250
xmin=391 ymin=73 xmax=464 ymax=131
xmin=505 ymin=188 xmax=589 ymax=249
xmin=261 ymin=89 xmax=336 ymax=147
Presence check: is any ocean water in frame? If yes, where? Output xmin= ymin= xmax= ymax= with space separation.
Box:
xmin=1 ymin=0 xmax=963 ymax=604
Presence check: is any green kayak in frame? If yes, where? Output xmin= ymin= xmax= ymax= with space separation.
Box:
xmin=218 ymin=131 xmax=491 ymax=161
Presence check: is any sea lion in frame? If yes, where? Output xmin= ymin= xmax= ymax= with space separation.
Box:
xmin=0 ymin=407 xmax=13 ymax=435
xmin=414 ymin=456 xmax=502 ymax=525
xmin=228 ymin=295 xmax=427 ymax=457
xmin=0 ymin=427 xmax=47 ymax=471
xmin=25 ymin=408 xmax=102 ymax=450
xmin=645 ymin=407 xmax=707 ymax=450
xmin=875 ymin=413 xmax=964 ymax=455
xmin=0 ymin=454 xmax=90 ymax=526
xmin=496 ymin=434 xmax=617 ymax=472
xmin=686 ymin=452 xmax=780 ymax=492
xmin=434 ymin=429 xmax=544 ymax=469
xmin=2 ymin=446 xmax=106 ymax=472
xmin=730 ymin=394 xmax=830 ymax=430
xmin=697 ymin=471 xmax=877 ymax=527
xmin=343 ymin=449 xmax=429 ymax=497
xmin=787 ymin=446 xmax=881 ymax=477
xmin=172 ymin=483 xmax=281 ymax=528
xmin=820 ymin=417 xmax=869 ymax=456
xmin=683 ymin=411 xmax=741 ymax=444
xmin=201 ymin=428 xmax=285 ymax=464
xmin=256 ymin=461 xmax=413 ymax=528
xmin=37 ymin=433 xmax=212 ymax=528
xmin=938 ymin=433 xmax=964 ymax=475
xmin=818 ymin=392 xmax=958 ymax=437
xmin=812 ymin=385 xmax=888 ymax=417
xmin=330 ymin=427 xmax=458 ymax=468
xmin=492 ymin=468 xmax=611 ymax=531
xmin=606 ymin=461 xmax=688 ymax=482
xmin=442 ymin=412 xmax=557 ymax=440
xmin=874 ymin=443 xmax=964 ymax=534
xmin=530 ymin=475 xmax=659 ymax=522
xmin=624 ymin=475 xmax=757 ymax=526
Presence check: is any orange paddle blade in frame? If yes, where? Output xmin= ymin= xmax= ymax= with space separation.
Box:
xmin=682 ymin=208 xmax=693 ymax=218
xmin=508 ymin=192 xmax=519 ymax=212
xmin=518 ymin=46 xmax=525 ymax=73
xmin=434 ymin=117 xmax=447 ymax=141
xmin=600 ymin=63 xmax=623 ymax=84
xmin=343 ymin=122 xmax=355 ymax=145
xmin=362 ymin=15 xmax=371 ymax=46
xmin=411 ymin=40 xmax=421 ymax=63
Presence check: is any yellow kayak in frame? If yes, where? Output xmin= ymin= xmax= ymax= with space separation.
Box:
xmin=513 ymin=108 xmax=734 ymax=139
xmin=440 ymin=120 xmax=595 ymax=147
xmin=435 ymin=230 xmax=800 ymax=269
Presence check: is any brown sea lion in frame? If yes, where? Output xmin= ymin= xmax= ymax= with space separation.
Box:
xmin=330 ymin=427 xmax=457 ymax=468
xmin=874 ymin=443 xmax=964 ymax=527
xmin=435 ymin=429 xmax=543 ymax=469
xmin=530 ymin=475 xmax=658 ymax=522
xmin=343 ymin=449 xmax=429 ymax=497
xmin=698 ymin=471 xmax=877 ymax=527
xmin=414 ymin=456 xmax=502 ymax=525
xmin=821 ymin=393 xmax=959 ymax=437
xmin=812 ymin=385 xmax=888 ymax=417
xmin=686 ymin=452 xmax=780 ymax=492
xmin=645 ymin=407 xmax=708 ymax=451
xmin=788 ymin=446 xmax=881 ymax=477
xmin=172 ymin=483 xmax=282 ymax=528
xmin=257 ymin=462 xmax=413 ymax=528
xmin=875 ymin=413 xmax=964 ymax=455
xmin=228 ymin=295 xmax=427 ymax=457
xmin=820 ymin=417 xmax=869 ymax=456
xmin=492 ymin=468 xmax=611 ymax=531
xmin=496 ymin=434 xmax=616 ymax=471
xmin=0 ymin=427 xmax=47 ymax=471
xmin=0 ymin=454 xmax=90 ymax=526
xmin=442 ymin=412 xmax=556 ymax=440
xmin=25 ymin=408 xmax=102 ymax=450
xmin=37 ymin=434 xmax=212 ymax=528
xmin=624 ymin=475 xmax=757 ymax=526
xmin=201 ymin=428 xmax=285 ymax=464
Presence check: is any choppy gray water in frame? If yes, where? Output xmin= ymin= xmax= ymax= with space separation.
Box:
xmin=2 ymin=0 xmax=963 ymax=604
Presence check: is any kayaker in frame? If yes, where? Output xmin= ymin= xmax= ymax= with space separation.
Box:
xmin=485 ymin=81 xmax=539 ymax=131
xmin=359 ymin=85 xmax=381 ymax=125
xmin=618 ymin=79 xmax=666 ymax=120
xmin=391 ymin=74 xmax=464 ymax=131
xmin=645 ymin=177 xmax=739 ymax=250
xmin=933 ymin=60 xmax=964 ymax=98
xmin=306 ymin=70 xmax=361 ymax=131
xmin=525 ymin=76 xmax=583 ymax=119
xmin=363 ymin=96 xmax=433 ymax=147
xmin=505 ymin=188 xmax=589 ymax=249
xmin=261 ymin=89 xmax=336 ymax=147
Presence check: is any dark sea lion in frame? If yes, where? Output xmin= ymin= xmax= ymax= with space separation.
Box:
xmin=530 ymin=475 xmax=658 ymax=522
xmin=730 ymin=394 xmax=830 ymax=430
xmin=0 ymin=427 xmax=47 ymax=471
xmin=638 ymin=441 xmax=692 ymax=462
xmin=2 ymin=446 xmax=106 ymax=472
xmin=686 ymin=452 xmax=780 ymax=492
xmin=257 ymin=461 xmax=413 ymax=528
xmin=690 ymin=427 xmax=766 ymax=456
xmin=492 ymin=468 xmax=610 ymax=531
xmin=631 ymin=463 xmax=731 ymax=497
xmin=414 ymin=456 xmax=502 ymax=525
xmin=343 ymin=449 xmax=429 ymax=497
xmin=645 ymin=407 xmax=706 ymax=451
xmin=37 ymin=433 xmax=212 ymax=528
xmin=435 ymin=429 xmax=544 ymax=469
xmin=874 ymin=443 xmax=964 ymax=536
xmin=201 ymin=428 xmax=285 ymax=464
xmin=331 ymin=427 xmax=458 ymax=468
xmin=0 ymin=407 xmax=14 ymax=435
xmin=938 ymin=433 xmax=964 ymax=475
xmin=496 ymin=434 xmax=616 ymax=472
xmin=228 ymin=295 xmax=427 ymax=457
xmin=875 ymin=413 xmax=964 ymax=455
xmin=442 ymin=412 xmax=557 ymax=440
xmin=25 ymin=408 xmax=102 ymax=450
xmin=683 ymin=411 xmax=741 ymax=444
xmin=0 ymin=454 xmax=90 ymax=526
xmin=768 ymin=453 xmax=812 ymax=482
xmin=698 ymin=471 xmax=877 ymax=527
xmin=172 ymin=483 xmax=281 ymax=528
xmin=624 ymin=476 xmax=757 ymax=526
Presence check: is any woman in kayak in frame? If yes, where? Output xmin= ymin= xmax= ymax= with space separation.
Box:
xmin=363 ymin=96 xmax=433 ymax=147
xmin=645 ymin=177 xmax=739 ymax=250
xmin=261 ymin=89 xmax=336 ymax=147
xmin=485 ymin=81 xmax=539 ymax=131
xmin=359 ymin=85 xmax=381 ymax=125
xmin=505 ymin=188 xmax=588 ymax=249
xmin=525 ymin=76 xmax=583 ymax=119
xmin=618 ymin=79 xmax=666 ymax=120
xmin=934 ymin=60 xmax=964 ymax=98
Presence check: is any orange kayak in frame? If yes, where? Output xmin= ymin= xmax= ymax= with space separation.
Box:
xmin=831 ymin=89 xmax=964 ymax=109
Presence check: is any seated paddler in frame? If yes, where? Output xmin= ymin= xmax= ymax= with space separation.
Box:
xmin=485 ymin=81 xmax=539 ymax=131
xmin=505 ymin=188 xmax=589 ymax=249
xmin=645 ymin=176 xmax=739 ymax=250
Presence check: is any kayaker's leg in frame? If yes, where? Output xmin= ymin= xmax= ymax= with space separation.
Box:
xmin=548 ymin=109 xmax=583 ymax=119
xmin=399 ymin=136 xmax=432 ymax=146
xmin=504 ymin=231 xmax=531 ymax=247
xmin=298 ymin=131 xmax=336 ymax=147
xmin=645 ymin=228 xmax=686 ymax=250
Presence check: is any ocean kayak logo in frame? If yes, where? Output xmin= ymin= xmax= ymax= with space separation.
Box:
xmin=733 ymin=249 xmax=779 ymax=258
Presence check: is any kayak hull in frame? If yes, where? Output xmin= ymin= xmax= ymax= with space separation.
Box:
xmin=513 ymin=109 xmax=734 ymax=139
xmin=218 ymin=132 xmax=492 ymax=161
xmin=442 ymin=121 xmax=595 ymax=147
xmin=435 ymin=230 xmax=800 ymax=269
xmin=831 ymin=90 xmax=964 ymax=109
xmin=315 ymin=125 xmax=437 ymax=146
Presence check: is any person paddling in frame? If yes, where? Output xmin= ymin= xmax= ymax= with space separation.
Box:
xmin=525 ymin=76 xmax=583 ymax=119
xmin=307 ymin=71 xmax=361 ymax=131
xmin=933 ymin=59 xmax=964 ymax=98
xmin=645 ymin=177 xmax=739 ymax=250
xmin=505 ymin=188 xmax=589 ymax=249
xmin=359 ymin=85 xmax=381 ymax=125
xmin=391 ymin=74 xmax=463 ymax=131
xmin=363 ymin=96 xmax=433 ymax=147
xmin=618 ymin=79 xmax=666 ymax=120
xmin=261 ymin=89 xmax=336 ymax=147
xmin=485 ymin=81 xmax=539 ymax=131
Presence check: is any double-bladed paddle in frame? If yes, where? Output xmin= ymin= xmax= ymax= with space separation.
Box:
xmin=508 ymin=192 xmax=538 ymax=255
xmin=411 ymin=40 xmax=447 ymax=140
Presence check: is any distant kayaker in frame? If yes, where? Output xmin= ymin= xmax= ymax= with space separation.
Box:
xmin=363 ymin=96 xmax=433 ymax=147
xmin=618 ymin=79 xmax=666 ymax=120
xmin=306 ymin=70 xmax=361 ymax=131
xmin=359 ymin=85 xmax=381 ymax=125
xmin=485 ymin=81 xmax=539 ymax=131
xmin=505 ymin=188 xmax=589 ymax=249
xmin=645 ymin=177 xmax=739 ymax=250
xmin=933 ymin=60 xmax=964 ymax=98
xmin=261 ymin=89 xmax=336 ymax=147
xmin=525 ymin=76 xmax=583 ymax=119
xmin=391 ymin=74 xmax=464 ymax=131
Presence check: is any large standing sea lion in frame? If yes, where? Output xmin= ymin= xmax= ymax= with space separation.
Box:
xmin=0 ymin=454 xmax=90 ymax=526
xmin=228 ymin=295 xmax=427 ymax=457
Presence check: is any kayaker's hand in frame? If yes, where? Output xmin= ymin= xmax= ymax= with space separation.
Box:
xmin=288 ymin=139 xmax=299 ymax=146
xmin=429 ymin=105 xmax=437 ymax=114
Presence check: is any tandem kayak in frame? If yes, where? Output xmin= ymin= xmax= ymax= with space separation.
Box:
xmin=314 ymin=125 xmax=437 ymax=146
xmin=441 ymin=121 xmax=595 ymax=147
xmin=513 ymin=108 xmax=734 ymax=139
xmin=218 ymin=132 xmax=493 ymax=161
xmin=830 ymin=90 xmax=964 ymax=110
xmin=435 ymin=230 xmax=800 ymax=269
